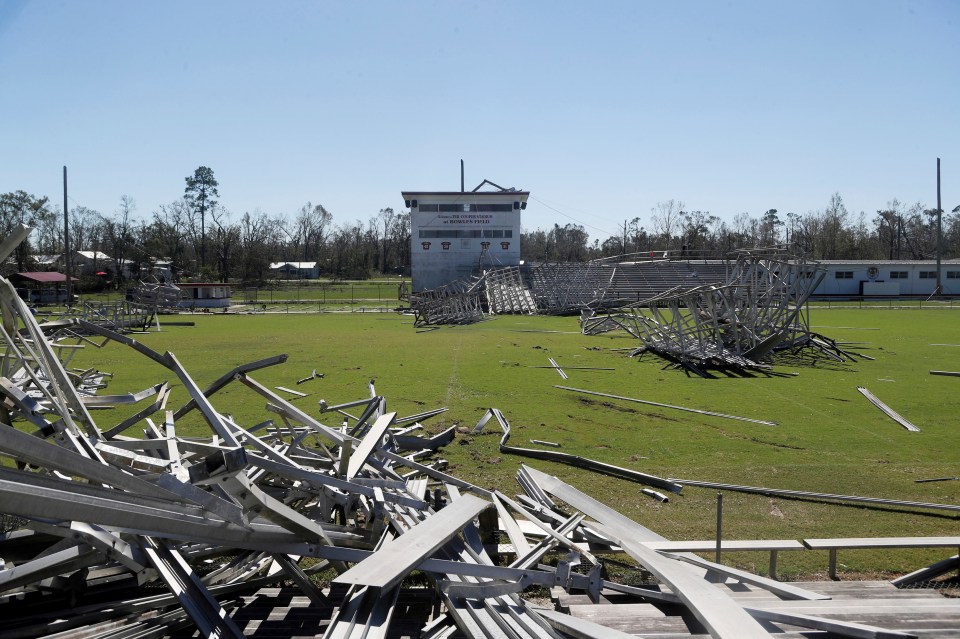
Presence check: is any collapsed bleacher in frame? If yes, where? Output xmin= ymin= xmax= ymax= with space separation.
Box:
xmin=601 ymin=260 xmax=729 ymax=305
xmin=411 ymin=257 xmax=735 ymax=325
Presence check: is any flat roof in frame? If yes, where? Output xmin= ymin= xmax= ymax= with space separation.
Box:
xmin=11 ymin=272 xmax=78 ymax=283
xmin=401 ymin=190 xmax=529 ymax=198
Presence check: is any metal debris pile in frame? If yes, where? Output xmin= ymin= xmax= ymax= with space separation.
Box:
xmin=412 ymin=262 xmax=615 ymax=325
xmin=411 ymin=278 xmax=485 ymax=327
xmin=482 ymin=266 xmax=538 ymax=315
xmin=525 ymin=262 xmax=612 ymax=314
xmin=125 ymin=279 xmax=182 ymax=307
xmin=77 ymin=299 xmax=161 ymax=332
xmin=581 ymin=248 xmax=864 ymax=375
xmin=410 ymin=250 xmax=821 ymax=336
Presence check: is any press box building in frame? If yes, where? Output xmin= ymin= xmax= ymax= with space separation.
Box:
xmin=402 ymin=188 xmax=529 ymax=291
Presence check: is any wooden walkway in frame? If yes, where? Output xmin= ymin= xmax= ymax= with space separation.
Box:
xmin=554 ymin=580 xmax=960 ymax=638
xmin=164 ymin=580 xmax=960 ymax=638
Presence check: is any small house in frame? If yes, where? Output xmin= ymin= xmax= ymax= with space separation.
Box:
xmin=177 ymin=282 xmax=232 ymax=309
xmin=269 ymin=262 xmax=320 ymax=279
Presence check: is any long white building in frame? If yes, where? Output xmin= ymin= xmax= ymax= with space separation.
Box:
xmin=402 ymin=188 xmax=529 ymax=291
xmin=813 ymin=260 xmax=960 ymax=297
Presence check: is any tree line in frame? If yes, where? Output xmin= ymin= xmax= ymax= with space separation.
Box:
xmin=522 ymin=194 xmax=960 ymax=264
xmin=2 ymin=166 xmax=958 ymax=287
xmin=0 ymin=167 xmax=412 ymax=286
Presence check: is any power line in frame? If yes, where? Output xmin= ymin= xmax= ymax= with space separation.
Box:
xmin=528 ymin=196 xmax=618 ymax=238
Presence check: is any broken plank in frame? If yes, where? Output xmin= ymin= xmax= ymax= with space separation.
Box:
xmin=333 ymin=494 xmax=490 ymax=591
xmin=532 ymin=606 xmax=643 ymax=639
xmin=857 ymin=386 xmax=920 ymax=432
xmin=742 ymin=605 xmax=918 ymax=639
xmin=346 ymin=412 xmax=396 ymax=479
xmin=523 ymin=466 xmax=774 ymax=639
xmin=274 ymin=386 xmax=307 ymax=397
xmin=657 ymin=551 xmax=829 ymax=600
xmin=492 ymin=494 xmax=533 ymax=558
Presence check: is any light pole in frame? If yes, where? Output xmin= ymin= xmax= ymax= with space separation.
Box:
xmin=936 ymin=158 xmax=943 ymax=297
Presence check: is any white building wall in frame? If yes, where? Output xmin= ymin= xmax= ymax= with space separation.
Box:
xmin=814 ymin=262 xmax=960 ymax=296
xmin=404 ymin=191 xmax=526 ymax=291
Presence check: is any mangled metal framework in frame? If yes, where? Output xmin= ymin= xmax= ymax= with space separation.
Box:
xmin=482 ymin=266 xmax=538 ymax=315
xmin=581 ymin=248 xmax=860 ymax=374
xmin=2 ymin=228 xmax=958 ymax=639
xmin=126 ymin=278 xmax=182 ymax=307
xmin=525 ymin=262 xmax=612 ymax=314
xmin=412 ymin=252 xmax=793 ymax=327
xmin=413 ymin=262 xmax=613 ymax=326
xmin=77 ymin=300 xmax=160 ymax=333
xmin=411 ymin=278 xmax=485 ymax=327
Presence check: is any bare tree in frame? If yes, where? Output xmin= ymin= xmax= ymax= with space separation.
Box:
xmin=209 ymin=207 xmax=240 ymax=282
xmin=69 ymin=206 xmax=103 ymax=258
xmin=900 ymin=201 xmax=930 ymax=259
xmin=374 ymin=207 xmax=396 ymax=274
xmin=785 ymin=212 xmax=801 ymax=247
xmin=149 ymin=199 xmax=191 ymax=278
xmin=820 ymin=192 xmax=850 ymax=259
xmin=290 ymin=202 xmax=332 ymax=264
xmin=101 ymin=195 xmax=135 ymax=283
xmin=237 ymin=209 xmax=277 ymax=283
xmin=651 ymin=200 xmax=684 ymax=249
xmin=731 ymin=212 xmax=757 ymax=247
xmin=875 ymin=199 xmax=904 ymax=259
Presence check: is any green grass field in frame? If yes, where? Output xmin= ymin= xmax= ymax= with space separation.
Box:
xmin=68 ymin=307 xmax=960 ymax=580
xmin=75 ymin=279 xmax=405 ymax=306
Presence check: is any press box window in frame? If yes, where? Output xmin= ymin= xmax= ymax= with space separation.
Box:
xmin=418 ymin=203 xmax=514 ymax=213
xmin=889 ymin=271 xmax=908 ymax=279
xmin=420 ymin=229 xmax=512 ymax=239
xmin=834 ymin=271 xmax=853 ymax=279
xmin=919 ymin=271 xmax=936 ymax=279
xmin=947 ymin=271 xmax=960 ymax=279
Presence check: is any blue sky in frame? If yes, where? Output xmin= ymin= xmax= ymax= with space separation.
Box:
xmin=1 ymin=1 xmax=957 ymax=242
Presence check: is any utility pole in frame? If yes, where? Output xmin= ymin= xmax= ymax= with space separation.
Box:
xmin=63 ymin=166 xmax=73 ymax=306
xmin=896 ymin=216 xmax=902 ymax=260
xmin=936 ymin=158 xmax=942 ymax=297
